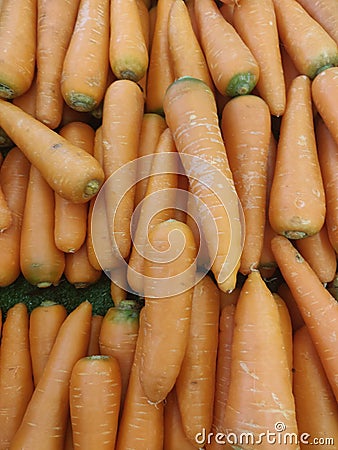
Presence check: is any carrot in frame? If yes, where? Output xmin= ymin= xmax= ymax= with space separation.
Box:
xmin=29 ymin=300 xmax=68 ymax=386
xmin=163 ymin=76 xmax=244 ymax=293
xmin=54 ymin=121 xmax=95 ymax=253
xmin=194 ymin=0 xmax=259 ymax=97
xmin=9 ymin=301 xmax=92 ymax=450
xmin=268 ymin=75 xmax=326 ymax=239
xmin=12 ymin=75 xmax=37 ymax=116
xmin=64 ymin=418 xmax=74 ymax=450
xmin=293 ymin=326 xmax=338 ymax=446
xmin=175 ymin=274 xmax=220 ymax=447
xmin=101 ymin=79 xmax=144 ymax=262
xmin=20 ymin=164 xmax=66 ymax=288
xmin=167 ymin=0 xmax=214 ymax=92
xmin=219 ymin=287 xmax=241 ymax=310
xmin=277 ymin=282 xmax=305 ymax=332
xmin=135 ymin=0 xmax=151 ymax=97
xmin=315 ymin=116 xmax=338 ymax=252
xmin=99 ymin=299 xmax=140 ymax=407
xmin=272 ymin=0 xmax=338 ymax=79
xmin=115 ymin=309 xmax=164 ymax=450
xmin=35 ymin=0 xmax=81 ymax=128
xmin=219 ymin=2 xmax=235 ymax=25
xmin=69 ymin=355 xmax=121 ymax=450
xmin=61 ymin=0 xmax=110 ymax=112
xmin=273 ymin=293 xmax=293 ymax=376
xmin=280 ymin=44 xmax=301 ymax=95
xmin=64 ymin=242 xmax=102 ymax=288
xmin=0 ymin=177 xmax=12 ymax=232
xmin=295 ymin=0 xmax=338 ymax=45
xmin=0 ymin=303 xmax=34 ymax=450
xmin=109 ymin=0 xmax=148 ymax=82
xmin=222 ymin=270 xmax=299 ymax=449
xmin=221 ymin=94 xmax=271 ymax=275
xmin=145 ymin=0 xmax=175 ymax=115
xmin=232 ymin=0 xmax=286 ymax=116
xmin=0 ymin=99 xmax=105 ymax=203
xmin=0 ymin=0 xmax=36 ymax=99
xmin=311 ymin=66 xmax=338 ymax=148
xmin=138 ymin=219 xmax=197 ymax=404
xmin=110 ymin=265 xmax=128 ymax=306
xmin=0 ymin=147 xmax=30 ymax=287
xmin=86 ymin=314 xmax=103 ymax=356
xmin=271 ymin=234 xmax=338 ymax=401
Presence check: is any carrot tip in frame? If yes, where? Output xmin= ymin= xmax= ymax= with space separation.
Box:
xmin=0 ymin=84 xmax=15 ymax=99
xmin=65 ymin=93 xmax=97 ymax=112
xmin=36 ymin=281 xmax=53 ymax=288
xmin=84 ymin=179 xmax=101 ymax=198
xmin=119 ymin=70 xmax=141 ymax=82
xmin=226 ymin=72 xmax=258 ymax=97
xmin=314 ymin=63 xmax=335 ymax=78
xmin=283 ymin=230 xmax=308 ymax=239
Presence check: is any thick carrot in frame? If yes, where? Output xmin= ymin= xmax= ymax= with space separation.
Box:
xmin=29 ymin=300 xmax=68 ymax=386
xmin=315 ymin=115 xmax=338 ymax=252
xmin=0 ymin=303 xmax=34 ymax=450
xmin=9 ymin=301 xmax=92 ymax=450
xmin=311 ymin=66 xmax=338 ymax=148
xmin=0 ymin=0 xmax=36 ymax=99
xmin=268 ymin=75 xmax=326 ymax=239
xmin=221 ymin=94 xmax=271 ymax=275
xmin=0 ymin=100 xmax=104 ymax=203
xmin=20 ymin=164 xmax=66 ymax=287
xmin=54 ymin=121 xmax=95 ymax=253
xmin=134 ymin=0 xmax=150 ymax=97
xmin=64 ymin=242 xmax=102 ymax=288
xmin=175 ymin=274 xmax=220 ymax=447
xmin=194 ymin=0 xmax=259 ymax=97
xmin=35 ymin=0 xmax=81 ymax=128
xmin=272 ymin=0 xmax=338 ymax=79
xmin=0 ymin=147 xmax=30 ymax=287
xmin=163 ymin=76 xmax=244 ymax=293
xmin=69 ymin=355 xmax=121 ymax=450
xmin=271 ymin=234 xmax=338 ymax=401
xmin=61 ymin=0 xmax=110 ymax=112
xmin=222 ymin=271 xmax=299 ymax=449
xmin=232 ymin=0 xmax=286 ymax=116
xmin=293 ymin=326 xmax=338 ymax=446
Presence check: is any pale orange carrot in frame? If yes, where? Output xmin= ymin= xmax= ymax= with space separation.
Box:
xmin=64 ymin=242 xmax=102 ymax=288
xmin=87 ymin=314 xmax=103 ymax=356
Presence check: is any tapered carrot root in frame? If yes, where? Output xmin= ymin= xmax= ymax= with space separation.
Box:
xmin=87 ymin=314 xmax=103 ymax=356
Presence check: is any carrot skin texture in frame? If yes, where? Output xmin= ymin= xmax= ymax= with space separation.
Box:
xmin=87 ymin=314 xmax=103 ymax=356
xmin=0 ymin=179 xmax=12 ymax=232
xmin=64 ymin=242 xmax=102 ymax=288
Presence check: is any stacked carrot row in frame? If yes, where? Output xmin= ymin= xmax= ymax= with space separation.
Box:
xmin=0 ymin=0 xmax=337 ymax=448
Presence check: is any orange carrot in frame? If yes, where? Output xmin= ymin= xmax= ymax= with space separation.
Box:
xmin=0 ymin=0 xmax=36 ymax=99
xmin=277 ymin=282 xmax=305 ymax=332
xmin=69 ymin=355 xmax=122 ymax=450
xmin=222 ymin=270 xmax=299 ymax=449
xmin=9 ymin=301 xmax=92 ymax=450
xmin=36 ymin=0 xmax=81 ymax=128
xmin=194 ymin=0 xmax=260 ymax=97
xmin=87 ymin=314 xmax=103 ymax=356
xmin=280 ymin=44 xmax=300 ymax=94
xmin=0 ymin=147 xmax=30 ymax=287
xmin=61 ymin=0 xmax=110 ymax=112
xmin=175 ymin=274 xmax=220 ymax=447
xmin=232 ymin=0 xmax=286 ymax=116
xmin=163 ymin=76 xmax=244 ymax=293
xmin=268 ymin=75 xmax=326 ymax=239
xmin=221 ymin=94 xmax=271 ymax=275
xmin=29 ymin=300 xmax=68 ymax=386
xmin=0 ymin=99 xmax=105 ymax=203
xmin=0 ymin=176 xmax=12 ymax=232
xmin=54 ymin=121 xmax=95 ymax=253
xmin=110 ymin=265 xmax=128 ymax=306
xmin=271 ymin=234 xmax=338 ymax=401
xmin=273 ymin=293 xmax=293 ymax=376
xmin=134 ymin=0 xmax=151 ymax=97
xmin=64 ymin=242 xmax=102 ymax=288
xmin=272 ymin=0 xmax=338 ymax=79
xmin=0 ymin=303 xmax=34 ymax=450
xmin=12 ymin=75 xmax=37 ymax=116
xmin=20 ymin=164 xmax=66 ymax=287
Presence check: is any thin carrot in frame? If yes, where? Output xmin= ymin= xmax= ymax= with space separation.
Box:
xmin=232 ymin=0 xmax=286 ymax=116
xmin=0 ymin=0 xmax=36 ymax=99
xmin=110 ymin=265 xmax=128 ymax=306
xmin=135 ymin=0 xmax=151 ymax=96
xmin=9 ymin=301 xmax=92 ymax=450
xmin=219 ymin=2 xmax=235 ymax=25
xmin=0 ymin=303 xmax=34 ymax=450
xmin=273 ymin=293 xmax=293 ymax=376
xmin=194 ymin=0 xmax=260 ymax=98
xmin=20 ymin=164 xmax=66 ymax=288
xmin=163 ymin=76 xmax=244 ymax=293
xmin=272 ymin=0 xmax=338 ymax=79
xmin=175 ymin=274 xmax=220 ymax=447
xmin=64 ymin=242 xmax=102 ymax=288
xmin=61 ymin=0 xmax=110 ymax=112
xmin=277 ymin=282 xmax=305 ymax=332
xmin=311 ymin=66 xmax=338 ymax=148
xmin=293 ymin=325 xmax=338 ymax=445
xmin=221 ymin=94 xmax=271 ymax=275
xmin=271 ymin=234 xmax=338 ymax=401
xmin=268 ymin=75 xmax=326 ymax=239
xmin=87 ymin=314 xmax=103 ymax=356
xmin=55 ymin=121 xmax=95 ymax=253
xmin=0 ymin=99 xmax=105 ymax=203
xmin=29 ymin=300 xmax=68 ymax=386
xmin=0 ymin=147 xmax=30 ymax=287
xmin=69 ymin=355 xmax=121 ymax=450
xmin=35 ymin=0 xmax=81 ymax=128
xmin=222 ymin=270 xmax=299 ymax=448
xmin=0 ymin=177 xmax=12 ymax=232
xmin=280 ymin=44 xmax=300 ymax=95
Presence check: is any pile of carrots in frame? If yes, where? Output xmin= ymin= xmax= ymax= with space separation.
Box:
xmin=0 ymin=0 xmax=337 ymax=448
